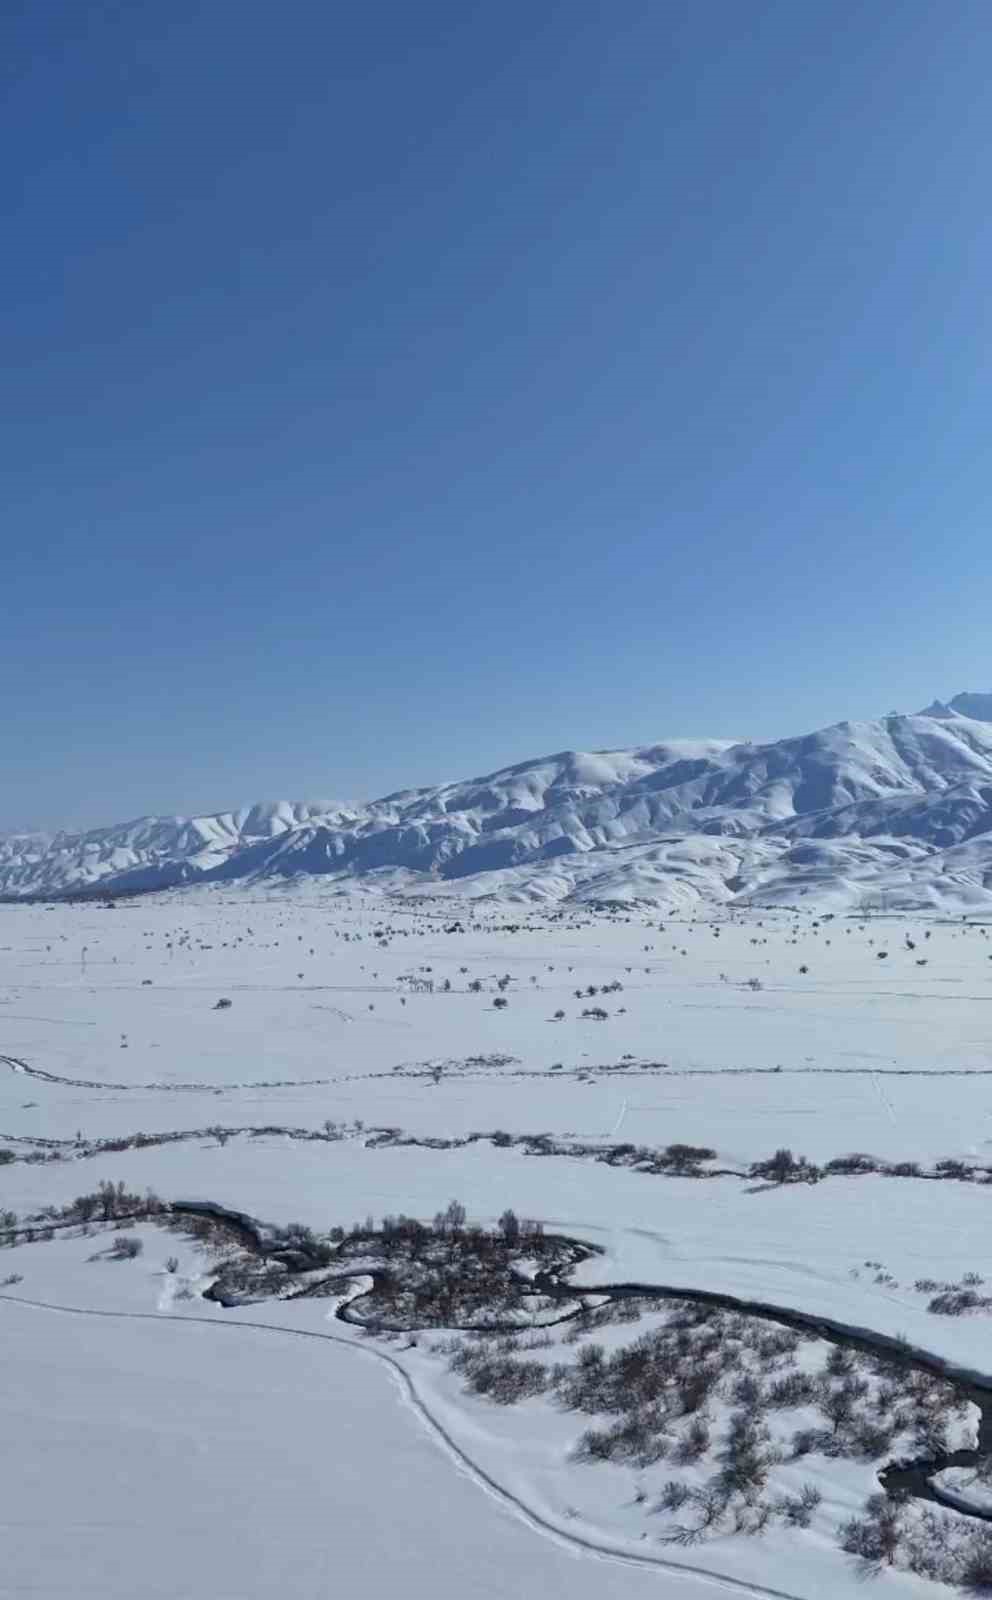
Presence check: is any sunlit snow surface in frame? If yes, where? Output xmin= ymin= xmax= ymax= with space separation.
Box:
xmin=3 ymin=887 xmax=992 ymax=1596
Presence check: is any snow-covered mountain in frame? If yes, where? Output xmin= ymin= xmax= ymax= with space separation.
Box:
xmin=920 ymin=691 xmax=992 ymax=723
xmin=6 ymin=699 xmax=992 ymax=910
xmin=0 ymin=802 xmax=345 ymax=900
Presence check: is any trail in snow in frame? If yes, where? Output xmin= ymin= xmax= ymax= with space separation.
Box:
xmin=872 ymin=1071 xmax=898 ymax=1126
xmin=609 ymin=1097 xmax=628 ymax=1137
xmin=0 ymin=1290 xmax=826 ymax=1600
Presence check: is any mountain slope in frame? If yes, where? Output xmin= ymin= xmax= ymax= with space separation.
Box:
xmin=5 ymin=701 xmax=992 ymax=909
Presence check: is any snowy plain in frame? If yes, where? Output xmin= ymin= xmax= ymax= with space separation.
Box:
xmin=4 ymin=885 xmax=992 ymax=1596
xmin=4 ymin=1294 xmax=691 ymax=1600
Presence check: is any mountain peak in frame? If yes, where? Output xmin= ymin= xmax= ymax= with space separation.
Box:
xmin=919 ymin=693 xmax=992 ymax=722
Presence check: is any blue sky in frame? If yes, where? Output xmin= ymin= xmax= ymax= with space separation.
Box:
xmin=4 ymin=0 xmax=992 ymax=829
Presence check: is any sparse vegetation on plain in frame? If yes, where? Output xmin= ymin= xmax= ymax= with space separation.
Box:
xmin=6 ymin=892 xmax=992 ymax=1597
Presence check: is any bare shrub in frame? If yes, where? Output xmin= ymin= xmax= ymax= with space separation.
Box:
xmin=662 ymin=1143 xmax=716 ymax=1168
xmin=750 ymin=1149 xmax=819 ymax=1184
xmin=576 ymin=1409 xmax=669 ymax=1467
xmin=755 ymin=1327 xmax=800 ymax=1363
xmin=109 ymin=1236 xmax=143 ymax=1260
xmin=847 ymin=1416 xmax=895 ymax=1459
xmin=961 ymin=1530 xmax=992 ymax=1592
xmin=825 ymin=1344 xmax=856 ymax=1378
xmin=657 ymin=1479 xmax=692 ymax=1512
xmin=731 ymin=1373 xmax=766 ymax=1411
xmin=662 ymin=1521 xmax=706 ymax=1547
xmin=718 ymin=1412 xmax=774 ymax=1501
xmin=825 ymin=1152 xmax=879 ymax=1174
xmin=819 ymin=1375 xmax=868 ymax=1435
xmin=936 ymin=1158 xmax=973 ymax=1180
xmin=498 ymin=1208 xmax=521 ymax=1244
xmin=929 ymin=1288 xmax=987 ymax=1316
xmin=767 ymin=1372 xmax=817 ymax=1409
xmin=468 ymin=1354 xmax=548 ymax=1404
xmin=840 ymin=1492 xmax=904 ymax=1566
xmin=777 ymin=1483 xmax=821 ymax=1528
xmin=790 ymin=1425 xmax=830 ymax=1458
xmin=673 ymin=1416 xmax=711 ymax=1463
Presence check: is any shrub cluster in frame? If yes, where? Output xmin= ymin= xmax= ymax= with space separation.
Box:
xmin=441 ymin=1294 xmax=973 ymax=1557
xmin=841 ymin=1496 xmax=992 ymax=1587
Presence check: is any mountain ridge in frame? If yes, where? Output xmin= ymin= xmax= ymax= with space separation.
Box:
xmin=5 ymin=698 xmax=992 ymax=910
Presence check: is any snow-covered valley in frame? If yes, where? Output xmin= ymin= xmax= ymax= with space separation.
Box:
xmin=5 ymin=885 xmax=992 ymax=1595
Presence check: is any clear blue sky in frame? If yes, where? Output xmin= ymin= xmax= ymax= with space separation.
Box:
xmin=4 ymin=0 xmax=992 ymax=829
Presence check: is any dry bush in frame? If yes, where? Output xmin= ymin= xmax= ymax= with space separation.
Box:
xmin=929 ymin=1288 xmax=991 ymax=1316
xmin=108 ymin=1236 xmax=143 ymax=1260
xmin=825 ymin=1152 xmax=880 ymax=1175
xmin=840 ymin=1492 xmax=905 ymax=1566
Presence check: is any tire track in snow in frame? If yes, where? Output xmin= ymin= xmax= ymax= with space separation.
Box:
xmin=872 ymin=1071 xmax=897 ymax=1126
xmin=0 ymin=1290 xmax=816 ymax=1600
